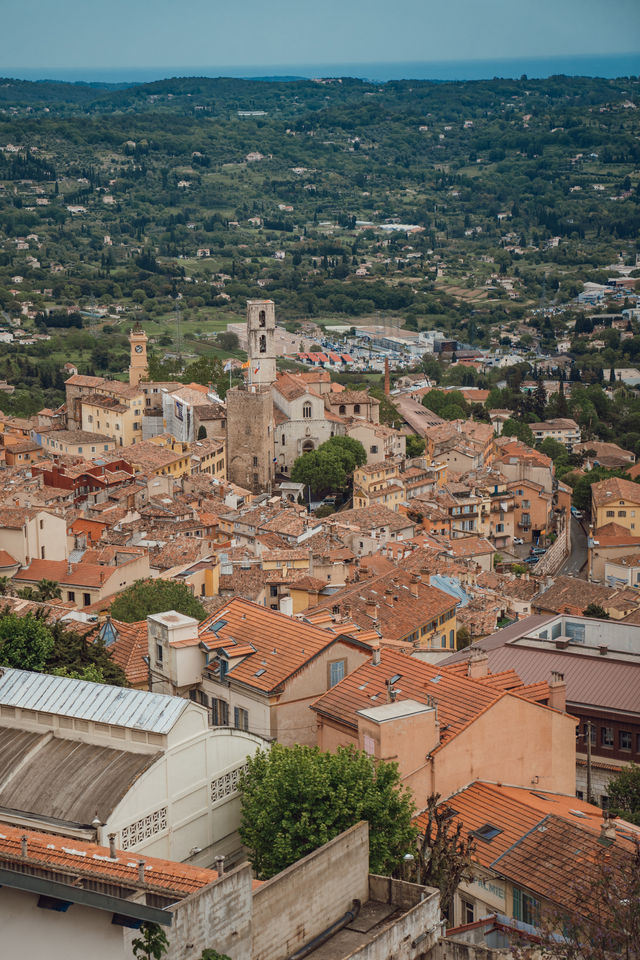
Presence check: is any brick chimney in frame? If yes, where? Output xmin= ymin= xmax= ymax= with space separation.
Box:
xmin=467 ymin=649 xmax=489 ymax=679
xmin=384 ymin=358 xmax=390 ymax=398
xmin=548 ymin=671 xmax=566 ymax=711
xmin=365 ymin=599 xmax=378 ymax=620
xmin=600 ymin=817 xmax=616 ymax=844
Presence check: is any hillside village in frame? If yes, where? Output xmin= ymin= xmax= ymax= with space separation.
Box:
xmin=0 ymin=297 xmax=637 ymax=958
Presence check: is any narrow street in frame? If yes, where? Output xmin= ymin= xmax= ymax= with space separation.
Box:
xmin=558 ymin=517 xmax=588 ymax=578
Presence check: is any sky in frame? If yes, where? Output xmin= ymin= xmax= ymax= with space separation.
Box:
xmin=1 ymin=0 xmax=639 ymax=76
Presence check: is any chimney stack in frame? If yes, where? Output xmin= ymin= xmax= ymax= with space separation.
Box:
xmin=108 ymin=834 xmax=117 ymax=859
xmin=372 ymin=648 xmax=381 ymax=666
xmin=600 ymin=817 xmax=616 ymax=844
xmin=548 ymin=671 xmax=566 ymax=712
xmin=137 ymin=860 xmax=145 ymax=883
xmin=467 ymin=649 xmax=489 ymax=679
xmin=365 ymin=599 xmax=378 ymax=621
xmin=21 ymin=834 xmax=28 ymax=858
xmin=215 ymin=855 xmax=225 ymax=877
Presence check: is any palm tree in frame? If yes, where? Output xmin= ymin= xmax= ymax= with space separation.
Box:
xmin=16 ymin=587 xmax=37 ymax=600
xmin=35 ymin=579 xmax=62 ymax=602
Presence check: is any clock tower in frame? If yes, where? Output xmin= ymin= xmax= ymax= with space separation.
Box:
xmin=128 ymin=323 xmax=148 ymax=386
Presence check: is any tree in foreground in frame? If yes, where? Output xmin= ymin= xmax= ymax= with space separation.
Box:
xmin=238 ymin=743 xmax=416 ymax=880
xmin=608 ymin=763 xmax=640 ymax=825
xmin=110 ymin=579 xmax=206 ymax=623
xmin=501 ymin=418 xmax=535 ymax=446
xmin=131 ymin=922 xmax=168 ymax=960
xmin=406 ymin=434 xmax=426 ymax=458
xmin=0 ymin=611 xmax=54 ymax=671
xmin=412 ymin=794 xmax=475 ymax=918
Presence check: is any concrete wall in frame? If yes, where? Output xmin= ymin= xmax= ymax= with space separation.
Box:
xmin=432 ymin=939 xmax=510 ymax=960
xmin=125 ymin=865 xmax=254 ymax=960
xmin=251 ymin=821 xmax=370 ymax=960
xmin=347 ymin=877 xmax=441 ymax=960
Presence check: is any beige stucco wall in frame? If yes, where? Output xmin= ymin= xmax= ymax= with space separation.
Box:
xmin=433 ymin=694 xmax=577 ymax=800
xmin=1 ymin=887 xmax=130 ymax=960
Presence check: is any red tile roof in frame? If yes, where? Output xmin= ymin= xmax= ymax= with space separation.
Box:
xmin=0 ymin=822 xmax=219 ymax=897
xmin=199 ymin=597 xmax=370 ymax=693
xmin=311 ymin=648 xmax=502 ymax=746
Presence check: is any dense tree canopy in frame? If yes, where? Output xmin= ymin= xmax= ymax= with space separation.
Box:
xmin=239 ymin=744 xmax=416 ymax=879
xmin=109 ymin=579 xmax=206 ymax=623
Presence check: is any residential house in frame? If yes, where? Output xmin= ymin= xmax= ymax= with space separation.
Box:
xmin=0 ymin=507 xmax=67 ymax=565
xmin=36 ymin=429 xmax=116 ymax=458
xmin=312 ymin=649 xmax=576 ymax=801
xmin=12 ymin=553 xmax=150 ymax=608
xmin=305 ymin=567 xmax=458 ymax=651
xmin=148 ymin=599 xmax=374 ymax=746
xmin=591 ymin=476 xmax=640 ymax=534
xmin=529 ymin=418 xmax=581 ymax=451
xmin=442 ymin=613 xmax=640 ymax=804
xmin=418 ymin=781 xmax=639 ymax=933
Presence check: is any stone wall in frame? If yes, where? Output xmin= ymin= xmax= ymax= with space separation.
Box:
xmin=226 ymin=384 xmax=275 ymax=494
xmin=251 ymin=822 xmax=370 ymax=960
xmin=535 ymin=513 xmax=570 ymax=577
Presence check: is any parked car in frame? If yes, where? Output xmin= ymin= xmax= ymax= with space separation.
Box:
xmin=513 ymin=537 xmax=524 ymax=545
xmin=530 ymin=546 xmax=547 ymax=556
xmin=523 ymin=556 xmax=539 ymax=565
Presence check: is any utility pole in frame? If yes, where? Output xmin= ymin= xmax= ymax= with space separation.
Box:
xmin=586 ymin=720 xmax=593 ymax=805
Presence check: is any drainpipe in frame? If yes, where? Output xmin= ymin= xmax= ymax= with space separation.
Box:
xmin=285 ymin=900 xmax=361 ymax=960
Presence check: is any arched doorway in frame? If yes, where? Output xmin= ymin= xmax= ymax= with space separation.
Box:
xmin=302 ymin=440 xmax=314 ymax=454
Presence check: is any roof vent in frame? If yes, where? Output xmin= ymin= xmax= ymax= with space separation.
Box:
xmin=599 ymin=645 xmax=608 ymax=656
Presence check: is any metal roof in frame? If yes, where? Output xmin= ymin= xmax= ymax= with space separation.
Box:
xmin=0 ymin=669 xmax=188 ymax=734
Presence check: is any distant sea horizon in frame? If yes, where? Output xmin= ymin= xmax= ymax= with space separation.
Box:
xmin=5 ymin=52 xmax=639 ymax=86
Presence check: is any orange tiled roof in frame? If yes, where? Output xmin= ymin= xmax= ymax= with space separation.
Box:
xmin=198 ymin=597 xmax=369 ymax=693
xmin=419 ymin=783 xmax=635 ymax=883
xmin=311 ymin=648 xmax=501 ymax=744
xmin=104 ymin=619 xmax=148 ymax=686
xmin=13 ymin=559 xmax=116 ymax=588
xmin=0 ymin=823 xmax=219 ymax=897
xmin=591 ymin=475 xmax=640 ymax=508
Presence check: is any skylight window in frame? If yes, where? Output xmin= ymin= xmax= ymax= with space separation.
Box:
xmin=209 ymin=619 xmax=227 ymax=633
xmin=255 ymin=668 xmax=266 ymax=677
xmin=569 ymin=809 xmax=587 ymax=818
xmin=473 ymin=823 xmax=502 ymax=842
xmin=431 ymin=675 xmax=442 ymax=683
xmin=531 ymin=792 xmax=556 ymax=802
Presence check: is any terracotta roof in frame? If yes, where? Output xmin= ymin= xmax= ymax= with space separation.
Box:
xmin=311 ymin=648 xmax=501 ymax=742
xmin=534 ymin=575 xmax=640 ymax=617
xmin=328 ymin=504 xmax=414 ymax=533
xmin=198 ymin=597 xmax=368 ymax=692
xmin=306 ymin=567 xmax=456 ymax=643
xmin=0 ymin=822 xmax=220 ymax=897
xmin=591 ymin=476 xmax=640 ymax=508
xmin=13 ymin=559 xmax=116 ymax=588
xmin=0 ymin=549 xmax=18 ymax=566
xmin=103 ymin=619 xmax=148 ymax=686
xmin=591 ymin=521 xmax=640 ymax=545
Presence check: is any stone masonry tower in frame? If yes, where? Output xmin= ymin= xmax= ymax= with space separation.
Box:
xmin=246 ymin=299 xmax=276 ymax=387
xmin=225 ymin=300 xmax=277 ymax=494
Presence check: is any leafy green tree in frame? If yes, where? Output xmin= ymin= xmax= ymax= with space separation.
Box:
xmin=406 ymin=435 xmax=426 ymax=458
xmin=131 ymin=922 xmax=169 ymax=960
xmin=0 ymin=577 xmax=9 ymax=596
xmin=318 ymin=435 xmax=367 ymax=473
xmin=501 ymin=419 xmax=535 ymax=446
xmin=422 ymin=389 xmax=469 ymax=421
xmin=239 ymin=744 xmax=416 ymax=880
xmin=582 ymin=603 xmax=609 ymax=619
xmin=0 ymin=611 xmax=54 ymax=671
xmin=200 ymin=952 xmax=231 ymax=960
xmin=46 ymin=620 xmax=127 ymax=686
xmin=110 ymin=579 xmax=206 ymax=623
xmin=291 ymin=449 xmax=346 ymax=495
xmin=52 ymin=664 xmax=107 ymax=683
xmin=608 ymin=763 xmax=640 ymax=826
xmin=35 ymin=578 xmax=62 ymax=601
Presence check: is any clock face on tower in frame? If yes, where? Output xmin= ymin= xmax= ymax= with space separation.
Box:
xmin=135 ymin=344 xmax=143 ymax=353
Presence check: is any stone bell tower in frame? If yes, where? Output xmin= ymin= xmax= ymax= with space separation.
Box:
xmin=128 ymin=323 xmax=148 ymax=386
xmin=246 ymin=299 xmax=276 ymax=387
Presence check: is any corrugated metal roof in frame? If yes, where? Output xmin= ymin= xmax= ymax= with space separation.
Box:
xmin=0 ymin=669 xmax=188 ymax=734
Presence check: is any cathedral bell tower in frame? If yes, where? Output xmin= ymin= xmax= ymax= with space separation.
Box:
xmin=129 ymin=323 xmax=148 ymax=386
xmin=246 ymin=299 xmax=276 ymax=387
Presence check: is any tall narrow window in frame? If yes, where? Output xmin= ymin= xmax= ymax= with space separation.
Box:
xmin=259 ymin=310 xmax=266 ymax=327
xmin=303 ymin=402 xmax=312 ymax=419
xmin=259 ymin=335 xmax=266 ymax=353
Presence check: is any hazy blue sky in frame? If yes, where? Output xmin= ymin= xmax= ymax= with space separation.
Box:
xmin=1 ymin=0 xmax=638 ymax=73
